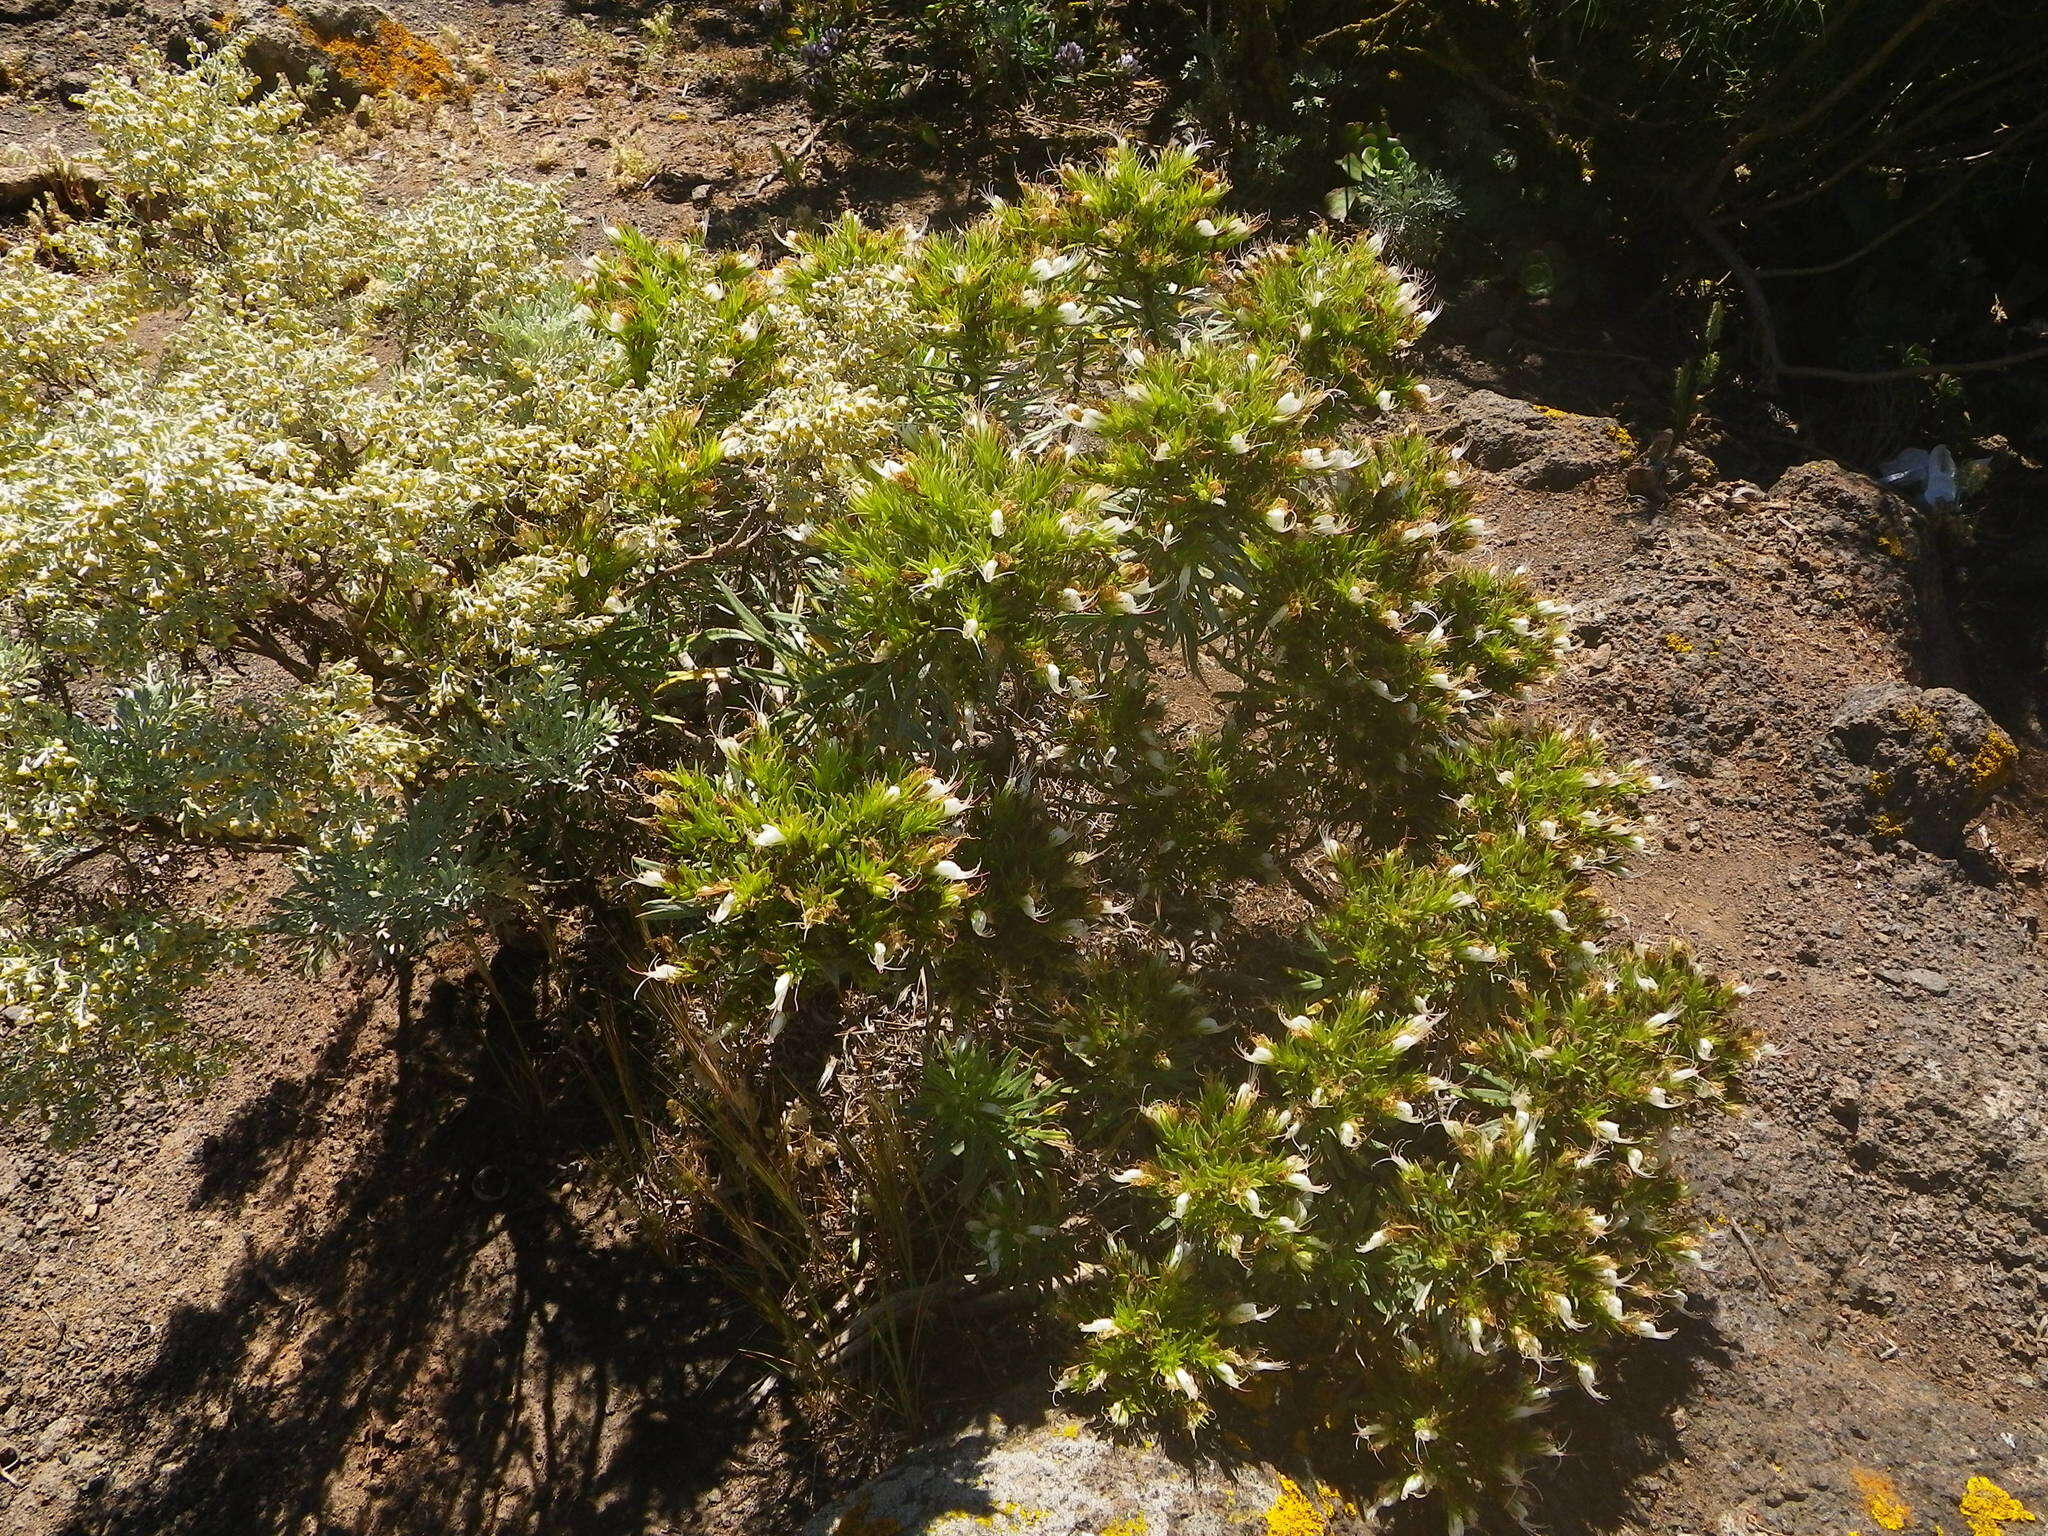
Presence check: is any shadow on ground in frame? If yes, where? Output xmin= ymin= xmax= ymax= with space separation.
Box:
xmin=1527 ymin=1307 xmax=1735 ymax=1534
xmin=55 ymin=960 xmax=781 ymax=1536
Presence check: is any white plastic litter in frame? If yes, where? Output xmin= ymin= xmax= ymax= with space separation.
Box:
xmin=1878 ymin=444 xmax=1960 ymax=510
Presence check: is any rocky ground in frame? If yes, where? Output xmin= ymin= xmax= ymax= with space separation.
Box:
xmin=1451 ymin=387 xmax=2048 ymax=1536
xmin=5 ymin=8 xmax=2048 ymax=1534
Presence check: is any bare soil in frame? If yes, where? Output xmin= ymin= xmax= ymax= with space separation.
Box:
xmin=5 ymin=6 xmax=2048 ymax=1532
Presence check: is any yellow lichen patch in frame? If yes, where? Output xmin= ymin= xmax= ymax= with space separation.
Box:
xmin=1263 ymin=1476 xmax=1329 ymax=1536
xmin=1960 ymin=1477 xmax=2037 ymax=1536
xmin=933 ymin=1503 xmax=1050 ymax=1532
xmin=1855 ymin=1469 xmax=1914 ymax=1531
xmin=1605 ymin=422 xmax=1636 ymax=448
xmin=284 ymin=6 xmax=457 ymax=98
xmin=1662 ymin=632 xmax=1695 ymax=655
xmin=1101 ymin=1516 xmax=1149 ymax=1536
xmin=1871 ymin=811 xmax=1906 ymax=840
xmin=1969 ymin=727 xmax=2017 ymax=789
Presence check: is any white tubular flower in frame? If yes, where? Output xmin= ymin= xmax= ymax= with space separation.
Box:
xmin=1391 ymin=1014 xmax=1434 ymax=1051
xmin=1576 ymin=1361 xmax=1606 ymax=1399
xmin=1079 ymin=1317 xmax=1120 ymax=1335
xmin=1060 ymin=587 xmax=1088 ymax=611
xmin=641 ymin=963 xmax=683 ymax=983
xmin=1264 ymin=500 xmax=1294 ymax=532
xmin=1173 ymin=1367 xmax=1201 ymax=1399
xmin=751 ymin=824 xmax=786 ymax=847
xmin=631 ymin=867 xmax=668 ymax=887
xmin=1358 ymin=1228 xmax=1391 ymax=1253
xmin=710 ymin=892 xmax=738 ymax=924
xmin=770 ymin=970 xmax=795 ymax=1014
xmin=933 ymin=859 xmax=978 ymax=882
xmin=970 ymin=908 xmax=993 ymax=936
xmin=1273 ymin=391 xmax=1305 ymax=420
xmin=1226 ymin=1302 xmax=1276 ymax=1324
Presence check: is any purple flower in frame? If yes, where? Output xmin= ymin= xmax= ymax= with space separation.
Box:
xmin=1054 ymin=41 xmax=1085 ymax=70
xmin=800 ymin=27 xmax=843 ymax=64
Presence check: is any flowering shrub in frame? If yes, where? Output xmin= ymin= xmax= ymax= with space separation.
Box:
xmin=0 ymin=49 xmax=1754 ymax=1527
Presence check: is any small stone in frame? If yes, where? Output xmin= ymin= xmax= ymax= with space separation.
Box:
xmin=32 ymin=1416 xmax=74 ymax=1461
xmin=1828 ymin=1079 xmax=1861 ymax=1127
xmin=1903 ymin=968 xmax=1950 ymax=996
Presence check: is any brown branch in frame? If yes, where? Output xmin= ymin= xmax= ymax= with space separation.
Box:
xmin=2 ymin=842 xmax=113 ymax=902
xmin=1684 ymin=200 xmax=1785 ymax=390
xmin=671 ymin=512 xmax=767 ymax=571
xmin=1695 ymin=0 xmax=1956 ymax=207
xmin=1757 ymin=168 xmax=1981 ymax=279
xmin=1304 ymin=0 xmax=1417 ymax=54
xmin=1778 ymin=343 xmax=2048 ymax=384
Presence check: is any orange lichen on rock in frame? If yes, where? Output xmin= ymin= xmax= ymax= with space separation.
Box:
xmin=1854 ymin=1469 xmax=1914 ymax=1532
xmin=284 ymin=6 xmax=456 ymax=98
